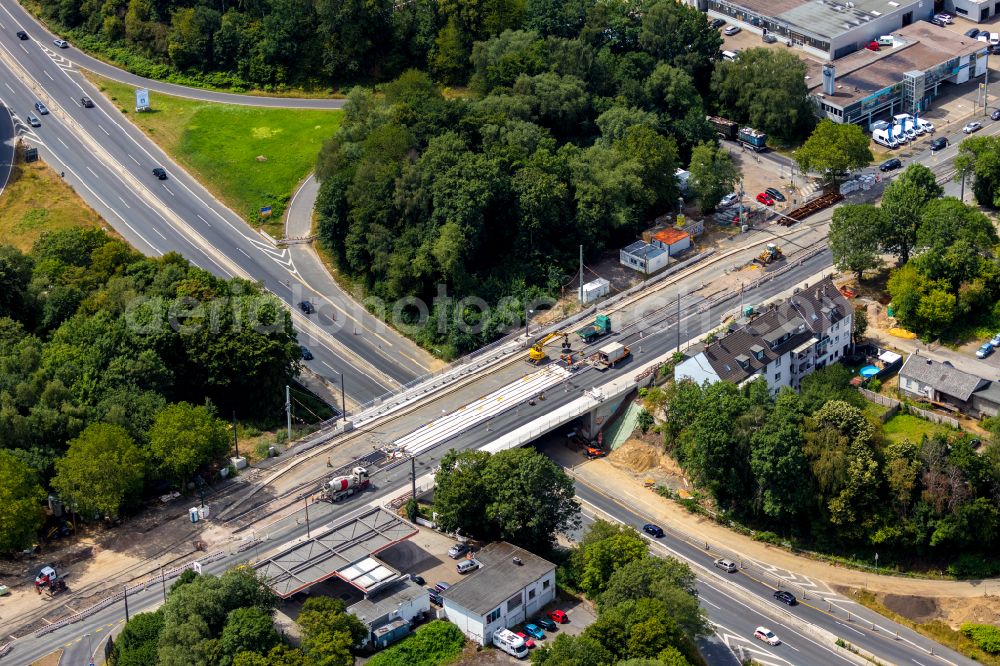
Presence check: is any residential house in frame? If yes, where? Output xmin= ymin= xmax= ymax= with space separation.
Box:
xmin=898 ymin=353 xmax=1000 ymax=417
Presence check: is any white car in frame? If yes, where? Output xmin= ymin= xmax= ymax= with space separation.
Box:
xmin=724 ymin=25 xmax=742 ymax=36
xmin=933 ymin=12 xmax=953 ymax=23
xmin=964 ymin=121 xmax=983 ymax=134
xmin=918 ymin=119 xmax=934 ymax=133
xmin=53 ymin=38 xmax=68 ymax=48
xmin=719 ymin=192 xmax=740 ymax=208
xmin=754 ymin=627 xmax=781 ymax=646
xmin=990 ymin=333 xmax=1000 ymax=347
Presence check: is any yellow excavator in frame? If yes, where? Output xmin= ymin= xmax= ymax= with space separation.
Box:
xmin=528 ymin=332 xmax=569 ymax=364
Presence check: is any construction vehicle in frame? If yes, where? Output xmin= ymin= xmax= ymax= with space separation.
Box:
xmin=576 ymin=315 xmax=611 ymax=343
xmin=585 ymin=446 xmax=606 ymax=459
xmin=34 ymin=566 xmax=67 ymax=595
xmin=755 ymin=243 xmax=783 ymax=266
xmin=707 ymin=115 xmax=739 ymax=140
xmin=322 ymin=466 xmax=370 ymax=501
xmin=528 ymin=333 xmax=569 ymax=364
xmin=592 ymin=342 xmax=630 ymax=369
xmin=738 ymin=127 xmax=768 ymax=151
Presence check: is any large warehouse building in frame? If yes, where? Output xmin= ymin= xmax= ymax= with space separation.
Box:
xmin=808 ymin=22 xmax=988 ymax=125
xmin=705 ymin=0 xmax=932 ymax=59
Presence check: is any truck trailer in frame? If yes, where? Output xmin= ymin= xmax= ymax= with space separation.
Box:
xmin=707 ymin=116 xmax=739 ymax=139
xmin=575 ymin=314 xmax=611 ymax=343
xmin=322 ymin=466 xmax=370 ymax=501
xmin=592 ymin=342 xmax=630 ymax=369
xmin=738 ymin=127 xmax=767 ymax=151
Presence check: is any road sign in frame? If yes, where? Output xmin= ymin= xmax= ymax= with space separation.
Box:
xmin=260 ymin=206 xmax=272 ymax=218
xmin=135 ymin=88 xmax=150 ymax=112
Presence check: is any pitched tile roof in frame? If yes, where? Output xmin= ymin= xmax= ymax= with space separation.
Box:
xmin=899 ymin=353 xmax=987 ymax=402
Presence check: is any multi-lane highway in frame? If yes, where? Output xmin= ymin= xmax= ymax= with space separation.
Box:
xmin=0 ymin=0 xmax=433 ymax=406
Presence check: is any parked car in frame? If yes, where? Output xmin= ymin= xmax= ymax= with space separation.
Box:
xmin=773 ymin=590 xmax=797 ymax=605
xmin=879 ymin=158 xmax=902 ymax=172
xmin=724 ymin=25 xmax=741 ymax=36
xmin=964 ymin=121 xmax=983 ymax=134
xmin=448 ymin=542 xmax=470 ymax=559
xmin=990 ymin=333 xmax=1000 ymax=347
xmin=965 ymin=27 xmax=981 ymax=38
xmin=865 ymin=40 xmax=880 ymax=51
xmin=992 ymin=109 xmax=1000 ymax=121
xmin=929 ymin=137 xmax=948 ymax=151
xmin=976 ymin=342 xmax=994 ymax=359
xmin=523 ymin=624 xmax=545 ymax=640
xmin=719 ymin=192 xmax=740 ymax=208
xmin=16 ymin=30 xmax=28 ymax=39
xmin=714 ymin=558 xmax=738 ymax=573
xmin=25 ymin=113 xmax=40 ymax=127
xmin=80 ymin=96 xmax=94 ymax=108
xmin=152 ymin=167 xmax=168 ymax=179
xmin=34 ymin=101 xmax=48 ymax=115
xmin=709 ymin=17 xmax=726 ymax=28
xmin=300 ymin=345 xmax=314 ymax=360
xmin=457 ymin=558 xmax=481 ymax=574
xmin=765 ymin=187 xmax=785 ymax=202
xmin=929 ymin=16 xmax=946 ymax=26
xmin=427 ymin=588 xmax=443 ymax=605
xmin=754 ymin=627 xmax=781 ymax=645
xmin=642 ymin=523 xmax=664 ymax=538
xmin=762 ymin=33 xmax=777 ymax=43
xmin=515 ymin=632 xmax=536 ymax=649
xmin=298 ymin=300 xmax=315 ymax=314
xmin=547 ymin=610 xmax=568 ymax=624
xmin=434 ymin=582 xmax=451 ymax=592
xmin=53 ymin=39 xmax=68 ymax=48
xmin=536 ymin=616 xmax=557 ymax=632
xmin=411 ymin=574 xmax=425 ymax=585
xmin=756 ymin=192 xmax=774 ymax=205
xmin=933 ymin=12 xmax=953 ymax=23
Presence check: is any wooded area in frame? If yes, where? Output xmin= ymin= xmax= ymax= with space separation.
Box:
xmin=0 ymin=229 xmax=300 ymax=551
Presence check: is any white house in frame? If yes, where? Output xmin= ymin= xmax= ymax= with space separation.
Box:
xmin=675 ymin=277 xmax=853 ymax=394
xmin=620 ymin=241 xmax=669 ymax=274
xmin=898 ymin=353 xmax=1000 ymax=417
xmin=441 ymin=542 xmax=556 ymax=645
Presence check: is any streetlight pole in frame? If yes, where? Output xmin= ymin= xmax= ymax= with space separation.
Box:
xmin=85 ymin=633 xmax=93 ymax=665
xmin=304 ymin=496 xmax=312 ymax=539
xmin=123 ymin=584 xmax=130 ymax=622
xmin=159 ymin=565 xmax=167 ymax=603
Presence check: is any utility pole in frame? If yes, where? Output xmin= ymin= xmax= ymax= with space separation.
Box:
xmin=675 ymin=293 xmax=681 ymax=352
xmin=340 ymin=373 xmax=346 ymax=420
xmin=232 ymin=410 xmax=239 ymax=459
xmin=578 ymin=244 xmax=584 ymax=302
xmin=984 ymin=51 xmax=991 ymax=114
xmin=123 ymin=584 xmax=130 ymax=622
xmin=411 ymin=456 xmax=417 ymax=502
xmin=159 ymin=565 xmax=167 ymax=603
xmin=285 ymin=385 xmax=292 ymax=440
xmin=304 ymin=496 xmax=312 ymax=539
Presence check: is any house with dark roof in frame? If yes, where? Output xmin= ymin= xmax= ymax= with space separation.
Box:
xmin=440 ymin=542 xmax=556 ymax=645
xmin=674 ymin=277 xmax=853 ymax=393
xmin=898 ymin=353 xmax=1000 ymax=417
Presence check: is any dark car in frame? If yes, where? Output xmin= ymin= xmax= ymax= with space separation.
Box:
xmin=709 ymin=17 xmax=726 ymax=29
xmin=16 ymin=30 xmax=28 ymax=40
xmin=298 ymin=300 xmax=314 ymax=314
xmin=642 ymin=523 xmax=664 ymax=538
xmin=34 ymin=101 xmax=48 ymax=115
xmin=992 ymin=109 xmax=1000 ymax=121
xmin=966 ymin=27 xmax=982 ymax=37
xmin=879 ymin=158 xmax=902 ymax=172
xmin=152 ymin=167 xmax=167 ymax=180
xmin=929 ymin=137 xmax=948 ymax=151
xmin=300 ymin=345 xmax=314 ymax=360
xmin=764 ymin=187 xmax=786 ymax=202
xmin=411 ymin=574 xmax=425 ymax=585
xmin=773 ymin=590 xmax=797 ymax=605
xmin=536 ymin=616 xmax=557 ymax=632
xmin=80 ymin=96 xmax=94 ymax=108
xmin=427 ymin=588 xmax=443 ymax=606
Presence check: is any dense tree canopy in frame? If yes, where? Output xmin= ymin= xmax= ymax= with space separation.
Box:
xmin=795 ymin=120 xmax=873 ymax=184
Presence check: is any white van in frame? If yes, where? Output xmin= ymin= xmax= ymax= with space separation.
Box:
xmin=872 ymin=128 xmax=898 ymax=149
xmin=493 ymin=629 xmax=529 ymax=659
xmin=877 ymin=35 xmax=893 ymax=46
xmin=456 ymin=558 xmax=481 ymax=574
xmin=722 ymin=50 xmax=739 ymax=61
xmin=991 ymin=32 xmax=1000 ymax=46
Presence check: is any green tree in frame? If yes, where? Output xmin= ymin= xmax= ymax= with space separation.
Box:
xmin=148 ymin=402 xmax=231 ymax=488
xmin=638 ymin=0 xmax=721 ymax=86
xmin=51 ymin=423 xmax=145 ymax=519
xmin=599 ymin=556 xmax=698 ymax=610
xmin=795 ymin=120 xmax=873 ymax=184
xmin=219 ymin=607 xmax=280 ymax=664
xmin=0 ymin=450 xmax=45 ymax=552
xmin=531 ymin=634 xmax=614 ymax=666
xmin=852 ymin=305 xmax=869 ymax=343
xmin=955 ymin=135 xmax=1000 ymax=208
xmin=433 ymin=449 xmax=491 ymax=537
xmin=688 ymin=142 xmax=739 ymax=213
xmin=0 ymin=245 xmax=33 ymax=321
xmin=233 ymin=646 xmax=308 ymax=666
xmin=112 ymin=610 xmax=165 ymax=666
xmin=168 ymin=6 xmax=220 ymax=71
xmin=828 ymin=204 xmax=886 ymax=281
xmin=880 ymin=164 xmax=942 ymax=264
xmin=750 ymin=389 xmax=813 ymax=521
xmin=431 ymin=17 xmax=469 ymax=84
xmin=570 ymin=520 xmax=649 ymax=596
xmin=680 ymin=381 xmax=752 ymax=506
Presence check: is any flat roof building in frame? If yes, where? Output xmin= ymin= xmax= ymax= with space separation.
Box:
xmin=809 ymin=21 xmax=987 ymax=125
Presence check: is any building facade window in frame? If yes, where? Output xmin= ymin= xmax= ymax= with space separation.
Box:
xmin=487 ymin=608 xmax=501 ymax=624
xmin=542 ymin=580 xmax=550 ymax=590
xmin=528 ymin=589 xmax=536 ymax=600
xmin=507 ymin=594 xmax=522 ymax=612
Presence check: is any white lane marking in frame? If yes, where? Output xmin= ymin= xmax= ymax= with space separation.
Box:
xmin=85 ymin=166 xmax=98 ymax=178
xmin=44 ymin=70 xmax=53 ymax=80
xmin=322 ymin=361 xmax=336 ymax=372
xmin=98 ymin=124 xmax=110 ymax=135
xmin=19 ymin=43 xmax=27 ymax=54
xmin=912 ymin=660 xmax=927 ymax=666
xmin=4 ymin=83 xmax=13 ymax=93
xmin=835 ymin=622 xmax=865 ymax=636
xmin=152 ymin=228 xmax=167 ymax=240
xmin=238 ymin=248 xmax=252 ymax=259
xmin=702 ymin=598 xmax=721 ymax=610
xmin=196 ymin=213 xmax=211 ymax=227
xmin=162 ymin=184 xmax=174 ymax=196
xmin=117 ymin=196 xmax=130 ymax=209
xmin=57 ymin=136 xmax=69 ymax=149
xmin=128 ymin=153 xmax=139 ymax=165
xmin=783 ymin=642 xmax=799 ymax=652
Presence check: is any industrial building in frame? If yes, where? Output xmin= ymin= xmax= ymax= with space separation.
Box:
xmin=620 ymin=241 xmax=669 ymax=274
xmin=705 ymin=0 xmax=932 ymax=59
xmin=945 ymin=0 xmax=1000 ymax=22
xmin=441 ymin=542 xmax=556 ymax=646
xmin=810 ymin=21 xmax=988 ymax=125
xmin=674 ymin=277 xmax=853 ymax=394
xmin=650 ymin=228 xmax=693 ymax=257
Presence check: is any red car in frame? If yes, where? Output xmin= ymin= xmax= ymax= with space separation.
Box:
xmin=515 ymin=631 xmax=536 ymax=648
xmin=756 ymin=192 xmax=774 ymax=206
xmin=865 ymin=40 xmax=879 ymax=51
xmin=547 ymin=609 xmax=568 ymax=624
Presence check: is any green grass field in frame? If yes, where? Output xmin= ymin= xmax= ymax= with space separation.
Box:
xmin=88 ymin=72 xmax=341 ymax=237
xmin=882 ymin=413 xmax=957 ymax=444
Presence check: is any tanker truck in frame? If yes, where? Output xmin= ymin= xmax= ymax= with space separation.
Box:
xmin=322 ymin=466 xmax=370 ymax=501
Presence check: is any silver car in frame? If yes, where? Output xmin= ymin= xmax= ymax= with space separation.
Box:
xmin=448 ymin=542 xmax=470 ymax=559
xmin=25 ymin=113 xmax=40 ymax=127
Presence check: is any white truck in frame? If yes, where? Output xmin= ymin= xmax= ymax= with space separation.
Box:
xmin=592 ymin=342 xmax=630 ymax=369
xmin=322 ymin=466 xmax=370 ymax=501
xmin=493 ymin=628 xmax=528 ymax=659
